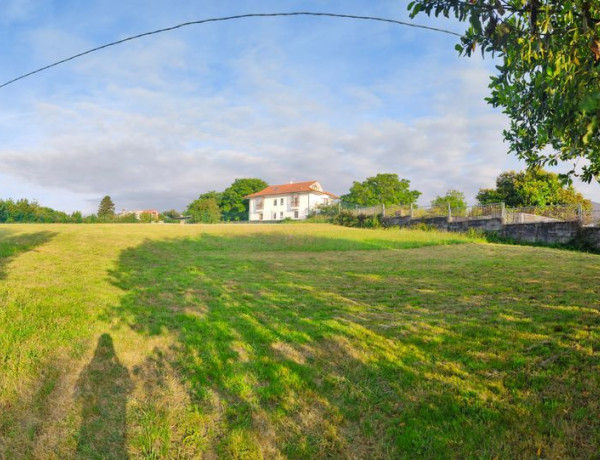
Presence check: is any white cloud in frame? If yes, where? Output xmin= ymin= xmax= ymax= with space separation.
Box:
xmin=1 ymin=4 xmax=598 ymax=213
xmin=0 ymin=86 xmax=514 ymax=211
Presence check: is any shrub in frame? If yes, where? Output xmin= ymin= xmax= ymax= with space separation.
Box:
xmin=332 ymin=211 xmax=382 ymax=229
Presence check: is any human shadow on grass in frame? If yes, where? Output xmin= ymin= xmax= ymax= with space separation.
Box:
xmin=108 ymin=233 xmax=600 ymax=458
xmin=75 ymin=334 xmax=132 ymax=460
xmin=0 ymin=229 xmax=56 ymax=279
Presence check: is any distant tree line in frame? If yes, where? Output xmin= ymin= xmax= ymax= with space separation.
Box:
xmin=1 ymin=169 xmax=592 ymax=225
xmin=0 ymin=198 xmax=83 ymax=223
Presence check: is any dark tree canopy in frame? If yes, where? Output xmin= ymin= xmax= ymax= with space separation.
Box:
xmin=342 ymin=173 xmax=421 ymax=206
xmin=476 ymin=169 xmax=591 ymax=207
xmin=409 ymin=0 xmax=600 ymax=184
xmin=97 ymin=195 xmax=115 ymax=219
xmin=220 ymin=178 xmax=268 ymax=221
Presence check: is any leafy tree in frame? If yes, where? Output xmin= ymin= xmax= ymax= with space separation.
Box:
xmin=83 ymin=214 xmax=99 ymax=224
xmin=160 ymin=209 xmax=181 ymax=223
xmin=161 ymin=209 xmax=180 ymax=219
xmin=220 ymin=178 xmax=268 ymax=221
xmin=71 ymin=211 xmax=83 ymax=223
xmin=476 ymin=169 xmax=591 ymax=208
xmin=186 ymin=192 xmax=221 ymax=223
xmin=97 ymin=195 xmax=115 ymax=220
xmin=115 ymin=212 xmax=138 ymax=223
xmin=139 ymin=212 xmax=154 ymax=223
xmin=342 ymin=173 xmax=421 ymax=206
xmin=409 ymin=1 xmax=600 ymax=183
xmin=431 ymin=189 xmax=467 ymax=211
xmin=0 ymin=198 xmax=73 ymax=223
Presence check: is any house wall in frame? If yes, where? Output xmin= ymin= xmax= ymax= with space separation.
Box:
xmin=249 ymin=193 xmax=332 ymax=221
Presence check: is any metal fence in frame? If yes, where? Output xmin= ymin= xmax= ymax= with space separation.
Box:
xmin=385 ymin=203 xmax=504 ymax=221
xmin=339 ymin=202 xmax=384 ymax=217
xmin=329 ymin=201 xmax=600 ymax=227
xmin=504 ymin=204 xmax=576 ymax=224
xmin=504 ymin=204 xmax=599 ymax=226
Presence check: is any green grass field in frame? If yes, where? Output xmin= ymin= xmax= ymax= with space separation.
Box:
xmin=1 ymin=223 xmax=599 ymax=459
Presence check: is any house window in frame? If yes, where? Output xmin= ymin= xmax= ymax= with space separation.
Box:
xmin=280 ymin=198 xmax=284 ymax=205
xmin=272 ymin=212 xmax=277 ymax=220
xmin=255 ymin=198 xmax=264 ymax=210
xmin=291 ymin=194 xmax=300 ymax=207
xmin=294 ymin=210 xmax=299 ymax=219
xmin=280 ymin=212 xmax=284 ymax=219
xmin=258 ymin=213 xmax=263 ymax=221
xmin=273 ymin=199 xmax=277 ymax=206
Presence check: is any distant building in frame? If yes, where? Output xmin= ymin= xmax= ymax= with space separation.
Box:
xmin=245 ymin=181 xmax=338 ymax=221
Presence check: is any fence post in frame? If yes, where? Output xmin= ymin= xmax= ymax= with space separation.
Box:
xmin=577 ymin=203 xmax=583 ymax=226
xmin=501 ymin=202 xmax=506 ymax=224
xmin=410 ymin=203 xmax=413 ymax=220
xmin=447 ymin=202 xmax=452 ymax=222
xmin=382 ymin=203 xmax=385 ymax=218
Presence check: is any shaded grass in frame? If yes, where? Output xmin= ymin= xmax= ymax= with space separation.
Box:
xmin=110 ymin=233 xmax=600 ymax=458
xmin=0 ymin=224 xmax=599 ymax=458
xmin=75 ymin=334 xmax=131 ymax=459
xmin=0 ymin=229 xmax=56 ymax=278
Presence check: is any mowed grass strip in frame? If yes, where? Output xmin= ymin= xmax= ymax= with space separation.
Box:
xmin=0 ymin=224 xmax=599 ymax=459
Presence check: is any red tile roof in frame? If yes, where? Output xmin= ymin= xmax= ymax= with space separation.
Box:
xmin=245 ymin=181 xmax=339 ymax=199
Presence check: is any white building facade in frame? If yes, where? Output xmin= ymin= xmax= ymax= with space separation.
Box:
xmin=246 ymin=181 xmax=338 ymax=221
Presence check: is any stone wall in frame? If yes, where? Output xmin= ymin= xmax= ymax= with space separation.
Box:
xmin=383 ymin=216 xmax=503 ymax=232
xmin=383 ymin=215 xmax=600 ymax=251
xmin=448 ymin=218 xmax=504 ymax=233
xmin=499 ymin=221 xmax=580 ymax=244
xmin=580 ymin=227 xmax=600 ymax=249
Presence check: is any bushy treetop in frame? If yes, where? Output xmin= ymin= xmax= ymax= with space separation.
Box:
xmin=476 ymin=168 xmax=591 ymax=207
xmin=342 ymin=173 xmax=421 ymax=206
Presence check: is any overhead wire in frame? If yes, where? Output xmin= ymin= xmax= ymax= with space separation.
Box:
xmin=0 ymin=12 xmax=462 ymax=90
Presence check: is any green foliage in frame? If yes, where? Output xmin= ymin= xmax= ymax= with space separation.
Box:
xmin=220 ymin=178 xmax=268 ymax=221
xmin=409 ymin=0 xmax=600 ymax=183
xmin=477 ymin=169 xmax=591 ymax=208
xmin=138 ymin=212 xmax=154 ymax=223
xmin=97 ymin=196 xmax=115 ymax=220
xmin=341 ymin=173 xmax=421 ymax=206
xmin=431 ymin=189 xmax=467 ymax=211
xmin=160 ymin=209 xmax=181 ymax=223
xmin=70 ymin=211 xmax=83 ymax=223
xmin=410 ymin=222 xmax=437 ymax=232
xmin=332 ymin=210 xmax=382 ymax=228
xmin=309 ymin=202 xmax=340 ymax=218
xmin=186 ymin=192 xmax=221 ymax=223
xmin=115 ymin=213 xmax=138 ymax=223
xmin=0 ymin=198 xmax=71 ymax=223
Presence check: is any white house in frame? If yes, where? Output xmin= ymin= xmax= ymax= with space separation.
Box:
xmin=245 ymin=181 xmax=339 ymax=221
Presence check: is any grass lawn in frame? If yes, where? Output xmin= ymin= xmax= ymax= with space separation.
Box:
xmin=0 ymin=223 xmax=599 ymax=459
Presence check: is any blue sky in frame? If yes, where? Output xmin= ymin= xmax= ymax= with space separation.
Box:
xmin=1 ymin=0 xmax=598 ymax=214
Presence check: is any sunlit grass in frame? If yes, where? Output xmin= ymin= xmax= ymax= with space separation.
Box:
xmin=0 ymin=223 xmax=599 ymax=458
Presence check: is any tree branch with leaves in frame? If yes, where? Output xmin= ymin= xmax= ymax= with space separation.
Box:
xmin=409 ymin=0 xmax=600 ymax=184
